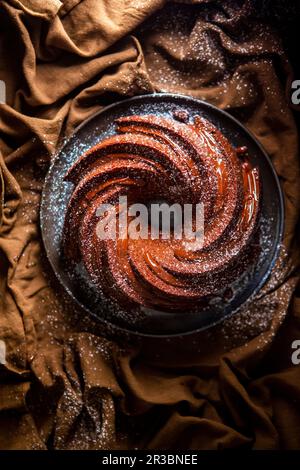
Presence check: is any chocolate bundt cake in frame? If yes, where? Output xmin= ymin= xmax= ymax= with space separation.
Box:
xmin=62 ymin=110 xmax=260 ymax=312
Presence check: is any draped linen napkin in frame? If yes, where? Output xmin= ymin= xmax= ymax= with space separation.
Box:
xmin=0 ymin=0 xmax=299 ymax=450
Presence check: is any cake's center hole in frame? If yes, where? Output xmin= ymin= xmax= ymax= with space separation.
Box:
xmin=146 ymin=199 xmax=180 ymax=237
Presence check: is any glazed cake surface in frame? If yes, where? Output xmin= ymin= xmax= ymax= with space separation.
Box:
xmin=62 ymin=110 xmax=260 ymax=312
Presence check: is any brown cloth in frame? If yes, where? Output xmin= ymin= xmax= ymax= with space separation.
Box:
xmin=0 ymin=0 xmax=300 ymax=450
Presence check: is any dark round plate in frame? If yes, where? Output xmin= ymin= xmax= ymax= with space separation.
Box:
xmin=40 ymin=93 xmax=284 ymax=337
